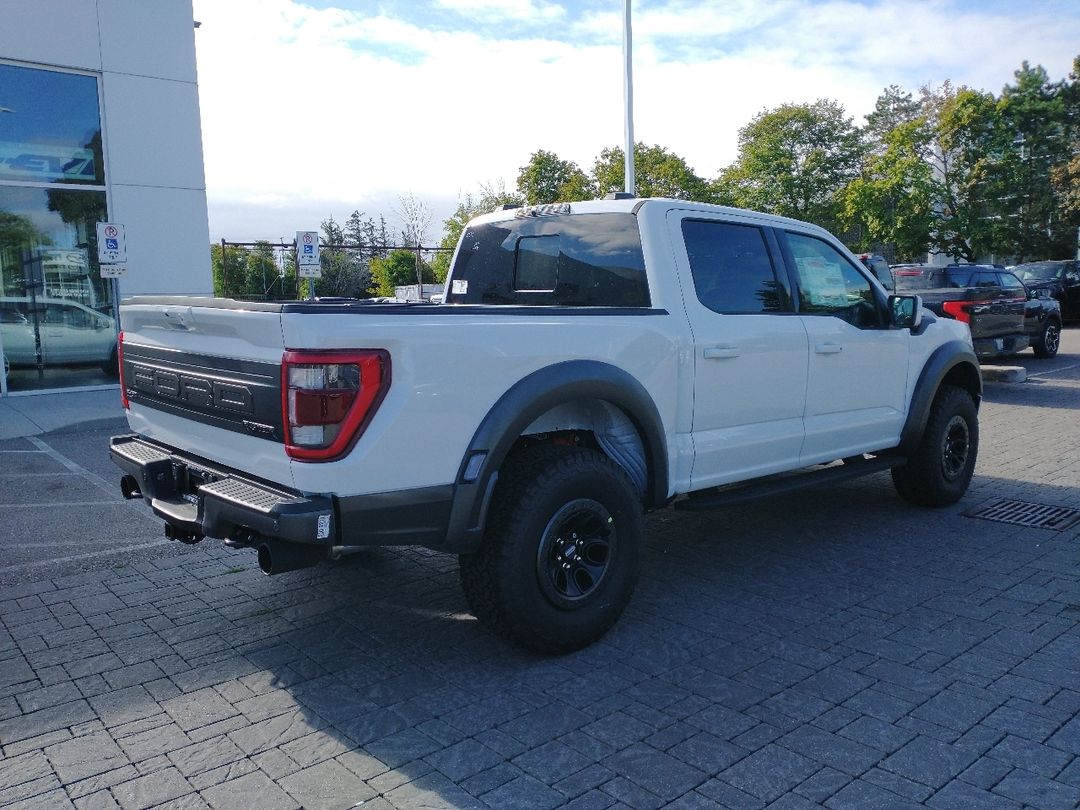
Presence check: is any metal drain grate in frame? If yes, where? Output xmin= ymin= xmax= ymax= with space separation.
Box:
xmin=965 ymin=499 xmax=1080 ymax=531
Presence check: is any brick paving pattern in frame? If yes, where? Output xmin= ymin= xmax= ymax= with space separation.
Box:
xmin=1 ymin=352 xmax=1079 ymax=808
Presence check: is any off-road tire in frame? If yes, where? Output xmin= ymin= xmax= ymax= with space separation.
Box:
xmin=459 ymin=444 xmax=643 ymax=653
xmin=1033 ymin=319 xmax=1061 ymax=359
xmin=892 ymin=384 xmax=978 ymax=507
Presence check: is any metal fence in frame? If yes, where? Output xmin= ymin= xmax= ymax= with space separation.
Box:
xmin=217 ymin=240 xmax=453 ymax=301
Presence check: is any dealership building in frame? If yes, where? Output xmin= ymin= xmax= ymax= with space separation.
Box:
xmin=0 ymin=0 xmax=210 ymax=395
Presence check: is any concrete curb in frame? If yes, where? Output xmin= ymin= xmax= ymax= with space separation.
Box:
xmin=980 ymin=365 xmax=1027 ymax=383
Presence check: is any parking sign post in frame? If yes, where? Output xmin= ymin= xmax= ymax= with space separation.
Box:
xmin=296 ymin=231 xmax=321 ymax=301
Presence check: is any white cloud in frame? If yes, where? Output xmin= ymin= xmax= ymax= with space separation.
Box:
xmin=191 ymin=0 xmax=1080 ymax=241
xmin=434 ymin=0 xmax=566 ymax=23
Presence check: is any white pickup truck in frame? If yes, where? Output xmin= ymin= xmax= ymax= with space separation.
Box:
xmin=111 ymin=197 xmax=981 ymax=652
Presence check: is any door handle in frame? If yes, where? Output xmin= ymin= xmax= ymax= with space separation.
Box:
xmin=703 ymin=346 xmax=740 ymax=359
xmin=814 ymin=343 xmax=843 ymax=354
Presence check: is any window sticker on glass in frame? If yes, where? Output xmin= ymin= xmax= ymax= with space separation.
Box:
xmin=796 ymin=256 xmax=847 ymax=307
xmin=452 ymin=279 xmax=468 ymax=295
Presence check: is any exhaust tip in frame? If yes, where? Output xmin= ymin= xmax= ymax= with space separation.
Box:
xmin=120 ymin=475 xmax=142 ymax=500
xmin=257 ymin=543 xmax=273 ymax=575
xmin=256 ymin=539 xmax=326 ymax=575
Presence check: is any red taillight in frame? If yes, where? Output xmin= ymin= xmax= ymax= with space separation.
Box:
xmin=281 ymin=350 xmax=390 ymax=461
xmin=941 ymin=300 xmax=973 ymax=323
xmin=118 ymin=331 xmax=129 ymax=409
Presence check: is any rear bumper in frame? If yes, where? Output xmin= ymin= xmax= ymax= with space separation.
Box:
xmin=972 ymin=333 xmax=1029 ymax=359
xmin=110 ymin=434 xmax=334 ymax=546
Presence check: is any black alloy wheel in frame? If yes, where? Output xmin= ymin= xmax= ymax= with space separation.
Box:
xmin=537 ymin=499 xmax=614 ymax=605
xmin=940 ymin=415 xmax=971 ymax=481
xmin=1034 ymin=320 xmax=1060 ymax=358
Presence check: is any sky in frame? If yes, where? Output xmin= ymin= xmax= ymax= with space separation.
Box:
xmin=190 ymin=0 xmax=1080 ymax=244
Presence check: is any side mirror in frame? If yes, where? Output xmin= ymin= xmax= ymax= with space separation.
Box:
xmin=889 ymin=294 xmax=922 ymax=330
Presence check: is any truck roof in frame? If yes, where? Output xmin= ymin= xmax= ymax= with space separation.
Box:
xmin=470 ymin=197 xmax=835 ymax=238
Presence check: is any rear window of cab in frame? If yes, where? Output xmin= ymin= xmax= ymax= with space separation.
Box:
xmin=445 ymin=212 xmax=650 ymax=307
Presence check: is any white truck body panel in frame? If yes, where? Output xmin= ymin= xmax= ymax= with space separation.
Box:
xmin=278 ymin=311 xmax=686 ymax=495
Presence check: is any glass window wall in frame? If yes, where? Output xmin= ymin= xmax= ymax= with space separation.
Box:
xmin=0 ymin=63 xmax=114 ymax=393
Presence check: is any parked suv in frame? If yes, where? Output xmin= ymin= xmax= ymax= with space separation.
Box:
xmin=1011 ymin=260 xmax=1080 ymax=321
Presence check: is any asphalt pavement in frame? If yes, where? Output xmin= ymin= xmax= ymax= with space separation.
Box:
xmin=0 ymin=333 xmax=1078 ymax=809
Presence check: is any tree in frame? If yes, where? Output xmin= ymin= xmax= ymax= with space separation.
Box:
xmin=516 ymin=149 xmax=595 ymax=204
xmin=843 ymin=117 xmax=936 ymax=261
xmin=209 ymin=241 xmax=296 ymax=300
xmin=210 ymin=242 xmax=251 ymax=299
xmin=431 ymin=182 xmax=523 ymax=282
xmin=593 ymin=143 xmax=708 ymax=200
xmin=921 ymin=82 xmax=1005 ymax=262
xmin=1052 ymin=56 xmax=1080 ymax=225
xmin=245 ymin=241 xmax=278 ymax=298
xmin=393 ymin=192 xmax=433 ymax=247
xmin=995 ymin=61 xmax=1079 ymax=259
xmin=865 ymin=85 xmax=922 ymax=149
xmin=717 ymin=100 xmax=864 ymax=232
xmin=370 ymin=249 xmax=434 ymax=297
xmin=314 ymin=215 xmax=366 ymax=297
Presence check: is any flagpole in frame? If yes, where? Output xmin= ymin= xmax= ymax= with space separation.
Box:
xmin=622 ymin=0 xmax=635 ymax=196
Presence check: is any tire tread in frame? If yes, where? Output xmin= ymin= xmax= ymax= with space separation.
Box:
xmin=459 ymin=444 xmax=640 ymax=653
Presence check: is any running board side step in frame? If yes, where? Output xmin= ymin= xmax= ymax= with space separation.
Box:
xmin=674 ymin=456 xmax=904 ymax=512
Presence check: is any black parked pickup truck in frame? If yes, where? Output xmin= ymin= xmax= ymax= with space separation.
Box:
xmin=892 ymin=264 xmax=1062 ymax=359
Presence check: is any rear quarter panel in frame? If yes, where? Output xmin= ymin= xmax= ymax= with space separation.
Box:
xmin=280 ymin=310 xmax=686 ymax=496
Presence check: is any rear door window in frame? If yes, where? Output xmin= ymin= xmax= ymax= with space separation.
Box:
xmin=681 ymin=219 xmax=790 ymax=313
xmin=970 ymin=272 xmax=1001 ymax=289
xmin=999 ymin=273 xmax=1025 ymax=297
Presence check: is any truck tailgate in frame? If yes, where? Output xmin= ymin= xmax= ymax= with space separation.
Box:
xmin=119 ymin=301 xmax=296 ymax=489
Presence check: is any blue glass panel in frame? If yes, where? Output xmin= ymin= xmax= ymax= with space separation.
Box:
xmin=0 ymin=64 xmax=104 ymax=185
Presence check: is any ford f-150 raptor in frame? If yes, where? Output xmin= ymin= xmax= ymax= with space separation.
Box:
xmin=111 ymin=198 xmax=982 ymax=652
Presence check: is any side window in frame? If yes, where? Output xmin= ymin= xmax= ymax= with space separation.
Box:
xmin=971 ymin=272 xmax=1000 ymax=288
xmin=999 ymin=273 xmax=1024 ymax=296
xmin=784 ymin=232 xmax=881 ymax=328
xmin=681 ymin=219 xmax=788 ymax=314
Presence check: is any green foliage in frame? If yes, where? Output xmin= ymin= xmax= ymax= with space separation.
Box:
xmin=593 ymin=143 xmax=708 ymax=200
xmin=865 ymin=85 xmax=922 ymax=148
xmin=718 ymin=100 xmax=864 ymax=233
xmin=311 ymin=214 xmax=375 ymax=298
xmin=993 ymin=62 xmax=1079 ymax=260
xmin=0 ymin=211 xmax=48 ymax=252
xmin=370 ymin=249 xmax=434 ymax=297
xmin=922 ymin=83 xmax=1007 ymax=262
xmin=843 ymin=118 xmax=936 ymax=261
xmin=516 ymin=150 xmax=596 ymax=204
xmin=211 ymin=241 xmax=296 ymax=300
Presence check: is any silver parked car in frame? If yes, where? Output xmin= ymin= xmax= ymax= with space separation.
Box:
xmin=0 ymin=297 xmax=118 ymax=374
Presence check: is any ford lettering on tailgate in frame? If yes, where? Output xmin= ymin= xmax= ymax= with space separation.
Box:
xmin=123 ymin=343 xmax=283 ymax=441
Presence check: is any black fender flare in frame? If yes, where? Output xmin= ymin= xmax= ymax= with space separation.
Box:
xmin=445 ymin=360 xmax=669 ymax=553
xmin=897 ymin=341 xmax=981 ymax=456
